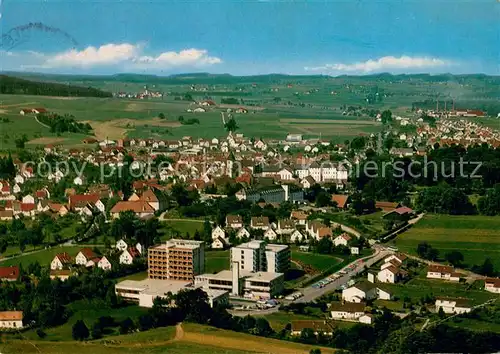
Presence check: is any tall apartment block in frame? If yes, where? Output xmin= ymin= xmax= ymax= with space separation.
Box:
xmin=148 ymin=239 xmax=205 ymax=281
xmin=230 ymin=240 xmax=290 ymax=273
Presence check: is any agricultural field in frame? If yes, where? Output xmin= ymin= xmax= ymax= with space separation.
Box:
xmin=393 ymin=214 xmax=500 ymax=270
xmin=1 ymin=322 xmax=333 ymax=354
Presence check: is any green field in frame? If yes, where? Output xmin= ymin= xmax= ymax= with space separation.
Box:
xmin=393 ymin=214 xmax=500 ymax=270
xmin=291 ymin=247 xmax=343 ymax=272
xmin=379 ymin=276 xmax=496 ymax=307
xmin=0 ymin=246 xmax=82 ymax=267
xmin=161 ymin=219 xmax=205 ymax=239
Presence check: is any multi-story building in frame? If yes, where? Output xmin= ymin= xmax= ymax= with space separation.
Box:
xmin=265 ymin=244 xmax=291 ymax=273
xmin=230 ymin=240 xmax=267 ymax=272
xmin=148 ymin=239 xmax=205 ymax=281
xmin=230 ymin=240 xmax=290 ymax=274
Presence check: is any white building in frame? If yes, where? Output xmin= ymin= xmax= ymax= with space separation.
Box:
xmin=435 ymin=297 xmax=472 ymax=314
xmin=230 ymin=241 xmax=290 ymax=273
xmin=115 ymin=279 xmax=228 ymax=308
xmin=0 ymin=311 xmax=23 ymax=329
xmin=485 ymin=278 xmax=500 ymax=294
xmin=195 ymin=268 xmax=284 ymax=300
xmin=98 ymin=256 xmax=113 ymax=271
xmin=330 ymin=302 xmax=365 ymax=321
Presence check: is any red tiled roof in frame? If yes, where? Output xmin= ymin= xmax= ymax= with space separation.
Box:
xmin=79 ymin=247 xmax=96 ymax=260
xmin=0 ymin=266 xmax=19 ymax=280
xmin=110 ymin=200 xmax=154 ymax=214
xmin=55 ymin=252 xmax=73 ymax=265
xmin=69 ymin=194 xmax=100 ymax=209
xmin=331 ymin=194 xmax=349 ymax=208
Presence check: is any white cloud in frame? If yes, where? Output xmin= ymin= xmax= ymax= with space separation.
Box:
xmin=44 ymin=43 xmax=139 ymax=67
xmin=134 ymin=48 xmax=222 ymax=67
xmin=37 ymin=43 xmax=222 ymax=69
xmin=305 ymin=55 xmax=452 ymax=73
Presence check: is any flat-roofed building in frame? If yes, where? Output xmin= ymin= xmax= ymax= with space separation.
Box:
xmin=195 ymin=268 xmax=284 ymax=300
xmin=230 ymin=240 xmax=290 ymax=273
xmin=148 ymin=239 xmax=205 ymax=281
xmin=265 ymin=244 xmax=290 ymax=273
xmin=115 ymin=278 xmax=228 ymax=308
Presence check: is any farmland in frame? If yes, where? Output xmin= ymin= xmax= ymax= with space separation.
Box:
xmin=393 ymin=214 xmax=500 ymax=270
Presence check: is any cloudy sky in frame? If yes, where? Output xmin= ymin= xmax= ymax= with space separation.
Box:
xmin=1 ymin=0 xmax=498 ymax=75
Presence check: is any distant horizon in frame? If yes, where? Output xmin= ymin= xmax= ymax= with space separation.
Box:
xmin=3 ymin=70 xmax=499 ymax=79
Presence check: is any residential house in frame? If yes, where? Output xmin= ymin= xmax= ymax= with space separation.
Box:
xmin=120 ymin=247 xmax=141 ymax=265
xmin=0 ymin=210 xmax=13 ymax=221
xmin=377 ymin=266 xmax=407 ymax=284
xmin=290 ymin=320 xmax=335 ymax=336
xmin=250 ymin=216 xmax=270 ymax=230
xmin=276 ymin=219 xmax=296 ymax=235
xmin=333 ymin=233 xmax=351 ymax=247
xmin=359 ymin=314 xmax=375 ymax=325
xmin=290 ymin=230 xmax=304 ymax=242
xmin=236 ymin=227 xmax=250 ymax=239
xmin=331 ymin=194 xmax=350 ymax=209
xmin=0 ymin=266 xmax=19 ymax=282
xmin=300 ymin=176 xmax=316 ymax=189
xmin=110 ymin=200 xmax=155 ymax=219
xmin=98 ymin=256 xmax=113 ymax=271
xmin=485 ymin=278 xmax=500 ymax=294
xmin=375 ymin=201 xmax=401 ymax=212
xmin=50 ymin=269 xmax=73 ymax=281
xmin=264 ymin=228 xmax=277 ymax=241
xmin=0 ymin=311 xmax=23 ymax=329
xmin=435 ymin=297 xmax=472 ymax=314
xmin=50 ymin=253 xmax=73 ymax=270
xmin=427 ymin=265 xmax=461 ymax=282
xmin=211 ymin=226 xmax=226 ymax=240
xmin=75 ymin=248 xmax=98 ymax=266
xmin=116 ymin=239 xmax=128 ymax=252
xmin=211 ymin=237 xmax=230 ymax=249
xmin=330 ymin=302 xmax=365 ymax=321
xmin=226 ymin=215 xmax=243 ymax=229
xmin=69 ymin=194 xmax=104 ymax=213
xmin=290 ymin=210 xmax=308 ymax=225
xmin=342 ymin=282 xmax=378 ymax=303
xmin=306 ymin=221 xmax=332 ymax=240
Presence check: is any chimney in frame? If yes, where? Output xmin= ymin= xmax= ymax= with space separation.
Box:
xmin=231 ymin=261 xmax=240 ymax=296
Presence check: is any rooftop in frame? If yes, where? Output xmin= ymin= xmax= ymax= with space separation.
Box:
xmin=151 ymin=239 xmax=204 ymax=250
xmin=265 ymin=244 xmax=289 ymax=252
xmin=115 ymin=279 xmax=191 ymax=294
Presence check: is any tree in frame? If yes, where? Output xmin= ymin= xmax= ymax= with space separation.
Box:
xmin=316 ymin=237 xmax=333 ymax=254
xmin=381 ymin=110 xmax=392 ymax=124
xmin=310 ymin=349 xmax=321 ymax=354
xmin=252 ymin=317 xmax=273 ymax=336
xmin=438 ymin=307 xmax=446 ymax=319
xmin=91 ymin=323 xmax=103 ymax=339
xmin=300 ymin=327 xmax=317 ymax=344
xmin=119 ymin=317 xmax=136 ymax=334
xmin=224 ymin=117 xmax=239 ymax=133
xmin=479 ymin=258 xmax=495 ymax=276
xmin=445 ymin=251 xmax=464 ymax=267
xmin=137 ymin=314 xmax=155 ymax=331
xmin=158 ymin=112 xmax=166 ymax=119
xmin=72 ymin=320 xmax=89 ymax=341
xmin=315 ymin=191 xmax=331 ymax=207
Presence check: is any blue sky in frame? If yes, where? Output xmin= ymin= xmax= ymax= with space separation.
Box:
xmin=1 ymin=0 xmax=499 ymax=75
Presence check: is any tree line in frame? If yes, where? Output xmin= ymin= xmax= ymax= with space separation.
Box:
xmin=0 ymin=75 xmax=112 ymax=97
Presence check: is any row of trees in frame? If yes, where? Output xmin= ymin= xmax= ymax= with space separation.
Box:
xmin=37 ymin=113 xmax=93 ymax=134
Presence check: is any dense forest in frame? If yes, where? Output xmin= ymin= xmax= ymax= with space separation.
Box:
xmin=0 ymin=75 xmax=112 ymax=97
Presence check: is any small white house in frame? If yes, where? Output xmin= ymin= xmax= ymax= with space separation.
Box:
xmin=264 ymin=228 xmax=277 ymax=241
xmin=342 ymin=283 xmax=378 ymax=303
xmin=116 ymin=239 xmax=128 ymax=252
xmin=330 ymin=302 xmax=365 ymax=320
xmin=21 ymin=194 xmax=35 ymax=204
xmin=358 ymin=314 xmax=374 ymax=325
xmin=236 ymin=227 xmax=250 ymax=239
xmin=98 ymin=256 xmax=112 ymax=271
xmin=0 ymin=311 xmax=23 ymax=329
xmin=333 ymin=233 xmax=352 ymax=247
xmin=435 ymin=297 xmax=472 ymax=314
xmin=290 ymin=230 xmax=304 ymax=243
xmin=211 ymin=226 xmax=226 ymax=240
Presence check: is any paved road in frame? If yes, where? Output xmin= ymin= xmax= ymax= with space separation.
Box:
xmin=294 ymin=247 xmax=390 ymax=303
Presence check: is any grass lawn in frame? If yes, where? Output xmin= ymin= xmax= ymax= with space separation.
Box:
xmin=161 ymin=219 xmax=205 ymax=238
xmin=116 ymin=271 xmax=148 ymax=282
xmin=205 ymin=250 xmax=229 ymax=273
xmin=291 ymin=247 xmax=342 ymax=272
xmin=259 ymin=312 xmax=324 ymax=331
xmin=22 ymin=300 xmax=149 ymax=342
xmin=0 ymin=246 xmax=82 ymax=267
xmin=392 ymin=214 xmax=500 ymax=270
xmin=3 ymin=322 xmax=334 ymax=354
xmin=379 ymin=277 xmax=496 ymax=306
xmin=448 ymin=318 xmax=500 ymax=333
